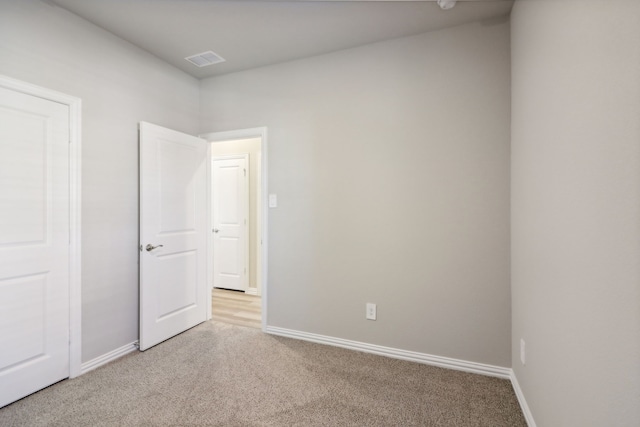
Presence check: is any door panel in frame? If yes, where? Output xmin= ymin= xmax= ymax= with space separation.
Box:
xmin=0 ymin=274 xmax=47 ymax=369
xmin=0 ymin=86 xmax=70 ymax=408
xmin=212 ymin=156 xmax=248 ymax=291
xmin=139 ymin=122 xmax=208 ymax=351
xmin=154 ymin=250 xmax=198 ymax=319
xmin=158 ymin=139 xmax=198 ymax=233
xmin=0 ymin=107 xmax=49 ymax=245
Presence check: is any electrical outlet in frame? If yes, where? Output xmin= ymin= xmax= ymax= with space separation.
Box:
xmin=366 ymin=303 xmax=376 ymax=320
xmin=520 ymin=339 xmax=526 ymax=365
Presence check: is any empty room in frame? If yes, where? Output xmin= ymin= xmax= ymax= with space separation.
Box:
xmin=0 ymin=0 xmax=638 ymax=426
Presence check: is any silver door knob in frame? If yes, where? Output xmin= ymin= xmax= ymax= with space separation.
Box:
xmin=213 ymin=229 xmax=219 ymax=233
xmin=145 ymin=244 xmax=163 ymax=251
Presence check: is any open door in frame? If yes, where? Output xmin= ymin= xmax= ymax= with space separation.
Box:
xmin=139 ymin=122 xmax=208 ymax=351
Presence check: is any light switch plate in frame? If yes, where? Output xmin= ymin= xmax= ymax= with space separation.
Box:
xmin=268 ymin=194 xmax=277 ymax=208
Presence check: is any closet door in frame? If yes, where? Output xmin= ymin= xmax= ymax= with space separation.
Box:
xmin=0 ymin=86 xmax=70 ymax=408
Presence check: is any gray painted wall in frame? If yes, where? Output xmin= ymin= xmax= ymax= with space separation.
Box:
xmin=0 ymin=0 xmax=200 ymax=362
xmin=201 ymin=19 xmax=512 ymax=367
xmin=3 ymin=1 xmax=638 ymax=422
xmin=511 ymin=1 xmax=640 ymax=425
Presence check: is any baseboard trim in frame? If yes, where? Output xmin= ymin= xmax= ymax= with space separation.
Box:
xmin=245 ymin=287 xmax=258 ymax=296
xmin=265 ymin=326 xmax=510 ymax=379
xmin=80 ymin=341 xmax=139 ymax=375
xmin=510 ymin=371 xmax=537 ymax=427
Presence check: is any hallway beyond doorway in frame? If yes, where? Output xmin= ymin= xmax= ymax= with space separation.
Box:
xmin=211 ymin=288 xmax=261 ymax=329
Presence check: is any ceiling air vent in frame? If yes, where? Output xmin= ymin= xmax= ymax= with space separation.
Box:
xmin=185 ymin=51 xmax=225 ymax=67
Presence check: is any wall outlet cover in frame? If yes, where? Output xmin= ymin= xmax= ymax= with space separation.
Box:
xmin=366 ymin=303 xmax=376 ymax=320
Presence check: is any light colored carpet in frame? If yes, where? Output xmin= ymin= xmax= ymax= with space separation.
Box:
xmin=0 ymin=321 xmax=526 ymax=426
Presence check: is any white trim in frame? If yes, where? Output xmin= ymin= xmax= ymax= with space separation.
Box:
xmin=265 ymin=326 xmax=511 ymax=379
xmin=205 ymin=142 xmax=212 ymax=321
xmin=245 ymin=288 xmax=258 ymax=296
xmin=201 ymin=127 xmax=266 ymax=143
xmin=255 ymin=150 xmax=262 ymax=296
xmin=68 ymin=90 xmax=82 ymax=378
xmin=80 ymin=341 xmax=139 ymax=375
xmin=510 ymin=371 xmax=537 ymax=427
xmin=0 ymin=74 xmax=82 ymax=378
xmin=200 ymin=127 xmax=269 ymax=332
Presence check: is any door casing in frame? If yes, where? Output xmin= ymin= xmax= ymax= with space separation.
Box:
xmin=200 ymin=128 xmax=268 ymax=331
xmin=0 ymin=74 xmax=82 ymax=378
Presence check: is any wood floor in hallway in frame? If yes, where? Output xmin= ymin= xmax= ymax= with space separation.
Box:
xmin=211 ymin=287 xmax=262 ymax=329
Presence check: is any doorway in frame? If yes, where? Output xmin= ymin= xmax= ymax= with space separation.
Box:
xmin=201 ymin=128 xmax=268 ymax=331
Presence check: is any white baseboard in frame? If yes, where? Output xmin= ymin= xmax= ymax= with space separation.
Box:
xmin=80 ymin=341 xmax=139 ymax=375
xmin=265 ymin=326 xmax=511 ymax=379
xmin=264 ymin=327 xmax=540 ymax=421
xmin=510 ymin=371 xmax=537 ymax=427
xmin=245 ymin=287 xmax=258 ymax=296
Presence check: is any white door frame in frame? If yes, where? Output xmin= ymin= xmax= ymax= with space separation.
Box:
xmin=200 ymin=127 xmax=268 ymax=331
xmin=211 ymin=153 xmax=250 ymax=292
xmin=0 ymin=74 xmax=82 ymax=378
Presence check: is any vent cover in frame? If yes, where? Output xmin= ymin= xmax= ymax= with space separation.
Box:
xmin=185 ymin=51 xmax=226 ymax=67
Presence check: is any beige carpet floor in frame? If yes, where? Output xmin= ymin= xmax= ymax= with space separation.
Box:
xmin=0 ymin=321 xmax=526 ymax=426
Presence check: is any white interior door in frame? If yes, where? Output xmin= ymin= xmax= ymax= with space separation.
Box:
xmin=212 ymin=155 xmax=248 ymax=291
xmin=139 ymin=122 xmax=208 ymax=351
xmin=0 ymin=86 xmax=70 ymax=407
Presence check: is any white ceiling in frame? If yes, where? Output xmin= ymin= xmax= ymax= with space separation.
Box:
xmin=50 ymin=0 xmax=514 ymax=79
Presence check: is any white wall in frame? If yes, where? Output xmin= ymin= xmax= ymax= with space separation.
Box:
xmin=201 ymin=19 xmax=512 ymax=367
xmin=511 ymin=0 xmax=640 ymax=425
xmin=0 ymin=0 xmax=200 ymax=362
xmin=211 ymin=138 xmax=262 ymax=294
